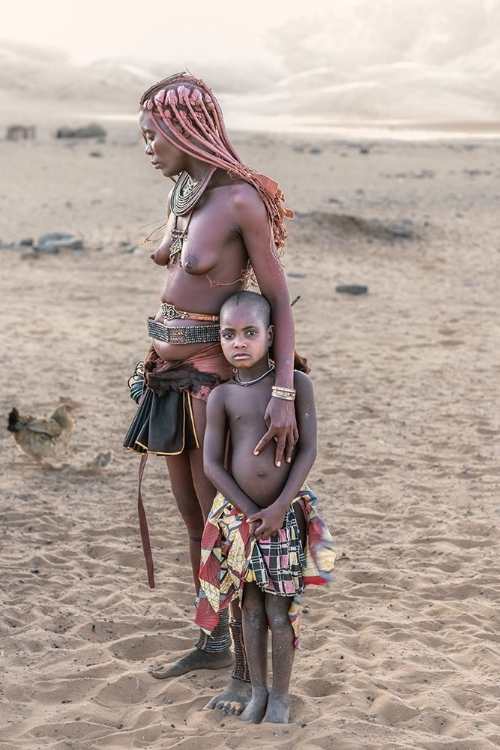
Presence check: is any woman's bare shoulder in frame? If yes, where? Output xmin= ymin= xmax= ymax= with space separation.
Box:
xmin=226 ymin=179 xmax=266 ymax=213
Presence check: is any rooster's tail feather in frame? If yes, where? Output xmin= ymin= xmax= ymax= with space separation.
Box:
xmin=7 ymin=408 xmax=20 ymax=433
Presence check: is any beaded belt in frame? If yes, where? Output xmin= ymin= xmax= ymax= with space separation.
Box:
xmin=148 ymin=317 xmax=220 ymax=345
xmin=160 ymin=302 xmax=219 ymax=322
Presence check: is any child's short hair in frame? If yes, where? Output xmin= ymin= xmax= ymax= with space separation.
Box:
xmin=220 ymin=290 xmax=271 ymax=327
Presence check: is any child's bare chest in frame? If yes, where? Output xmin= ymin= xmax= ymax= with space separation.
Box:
xmin=227 ymin=392 xmax=269 ymax=438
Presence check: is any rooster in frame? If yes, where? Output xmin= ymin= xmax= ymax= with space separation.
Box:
xmin=7 ymin=399 xmax=78 ymax=463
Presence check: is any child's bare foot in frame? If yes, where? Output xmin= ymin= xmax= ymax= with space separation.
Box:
xmin=151 ymin=647 xmax=233 ymax=679
xmin=262 ymin=690 xmax=289 ymax=724
xmin=203 ymin=678 xmax=252 ymax=714
xmin=239 ymin=688 xmax=269 ymax=723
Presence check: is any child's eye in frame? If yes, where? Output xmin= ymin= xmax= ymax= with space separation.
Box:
xmin=246 ymin=330 xmax=257 ymax=337
xmin=222 ymin=332 xmax=234 ymax=340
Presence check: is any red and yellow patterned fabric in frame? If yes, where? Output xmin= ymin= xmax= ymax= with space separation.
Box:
xmin=195 ymin=486 xmax=335 ymax=647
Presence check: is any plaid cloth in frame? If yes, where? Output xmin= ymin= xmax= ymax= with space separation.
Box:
xmin=247 ymin=505 xmax=305 ymax=595
xmin=195 ymin=486 xmax=335 ymax=647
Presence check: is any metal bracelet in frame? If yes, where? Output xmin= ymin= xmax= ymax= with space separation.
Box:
xmin=271 ymin=392 xmax=296 ymax=401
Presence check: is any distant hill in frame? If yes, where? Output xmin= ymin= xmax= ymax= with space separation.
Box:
xmin=2 ymin=1 xmax=500 ymax=129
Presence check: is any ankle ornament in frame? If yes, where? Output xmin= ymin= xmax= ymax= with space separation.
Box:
xmin=230 ymin=619 xmax=251 ymax=683
xmin=195 ymin=607 xmax=231 ymax=653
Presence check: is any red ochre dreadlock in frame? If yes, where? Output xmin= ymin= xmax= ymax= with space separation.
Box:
xmin=140 ymin=72 xmax=293 ymax=254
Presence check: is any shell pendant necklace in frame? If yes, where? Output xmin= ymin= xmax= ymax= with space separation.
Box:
xmin=233 ymin=363 xmax=275 ymax=386
xmin=168 ymin=167 xmax=216 ymax=266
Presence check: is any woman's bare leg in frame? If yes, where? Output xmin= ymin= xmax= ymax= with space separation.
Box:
xmin=262 ymin=594 xmax=295 ymax=724
xmin=188 ymin=397 xmax=218 ymax=519
xmin=151 ymin=397 xmax=232 ymax=679
xmin=166 ymin=450 xmax=205 ymax=589
xmin=239 ymin=583 xmax=269 ymax=723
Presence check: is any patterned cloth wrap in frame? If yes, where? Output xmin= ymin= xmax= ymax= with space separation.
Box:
xmin=195 ymin=485 xmax=335 ymax=647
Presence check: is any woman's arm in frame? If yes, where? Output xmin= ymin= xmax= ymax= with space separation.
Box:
xmin=247 ymin=372 xmax=317 ymax=540
xmin=233 ymin=184 xmax=298 ymax=466
xmin=203 ymin=387 xmax=262 ymax=519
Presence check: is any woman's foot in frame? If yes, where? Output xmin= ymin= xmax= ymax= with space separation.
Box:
xmin=151 ymin=647 xmax=233 ymax=679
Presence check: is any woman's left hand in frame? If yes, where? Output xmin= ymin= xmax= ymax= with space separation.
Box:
xmin=253 ymin=397 xmax=298 ymax=467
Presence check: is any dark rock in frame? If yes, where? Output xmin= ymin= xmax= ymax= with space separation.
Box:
xmin=56 ymin=123 xmax=107 ymax=139
xmin=385 ymin=222 xmax=413 ymax=238
xmin=12 ymin=238 xmax=34 ymax=248
xmin=336 ymin=284 xmax=368 ymax=295
xmin=35 ymin=232 xmax=84 ymax=253
xmin=55 ymin=125 xmax=74 ymax=138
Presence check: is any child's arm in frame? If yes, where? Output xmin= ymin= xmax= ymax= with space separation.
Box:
xmin=247 ymin=371 xmax=317 ymax=539
xmin=203 ymin=386 xmax=262 ymax=519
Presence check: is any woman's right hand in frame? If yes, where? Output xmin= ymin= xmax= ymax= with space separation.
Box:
xmin=253 ymin=396 xmax=298 ymax=467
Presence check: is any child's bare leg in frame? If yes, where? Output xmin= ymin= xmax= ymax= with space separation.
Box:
xmin=151 ymin=447 xmax=232 ymax=679
xmin=262 ymin=594 xmax=295 ymax=724
xmin=239 ymin=583 xmax=269 ymax=723
xmin=204 ymin=599 xmax=252 ymax=714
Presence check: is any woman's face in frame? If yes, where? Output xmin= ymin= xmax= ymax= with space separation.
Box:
xmin=139 ymin=110 xmax=187 ymax=178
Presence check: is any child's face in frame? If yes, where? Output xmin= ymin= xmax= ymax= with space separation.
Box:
xmin=220 ymin=305 xmax=273 ymax=371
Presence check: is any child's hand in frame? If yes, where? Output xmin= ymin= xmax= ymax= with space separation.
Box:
xmin=248 ymin=520 xmax=260 ymax=538
xmin=247 ymin=505 xmax=286 ymax=540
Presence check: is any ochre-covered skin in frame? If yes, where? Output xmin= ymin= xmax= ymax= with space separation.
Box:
xmin=132 ymin=72 xmax=299 ymax=715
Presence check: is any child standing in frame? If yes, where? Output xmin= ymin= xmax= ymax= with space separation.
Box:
xmin=196 ymin=290 xmax=335 ymax=724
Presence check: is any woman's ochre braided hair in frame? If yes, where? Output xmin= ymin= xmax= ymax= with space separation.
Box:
xmin=140 ymin=72 xmax=292 ymax=253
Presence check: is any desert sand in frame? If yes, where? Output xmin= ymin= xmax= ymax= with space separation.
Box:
xmin=1 ymin=106 xmax=500 ymax=750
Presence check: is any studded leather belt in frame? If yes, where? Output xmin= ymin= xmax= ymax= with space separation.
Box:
xmin=160 ymin=302 xmax=219 ymax=322
xmin=148 ymin=318 xmax=220 ymax=345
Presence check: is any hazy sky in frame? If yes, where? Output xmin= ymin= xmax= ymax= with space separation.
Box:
xmin=3 ymin=0 xmax=332 ymax=66
xmin=4 ymin=0 xmax=500 ymax=125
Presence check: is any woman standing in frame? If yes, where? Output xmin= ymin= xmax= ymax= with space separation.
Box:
xmin=124 ymin=72 xmax=298 ymax=713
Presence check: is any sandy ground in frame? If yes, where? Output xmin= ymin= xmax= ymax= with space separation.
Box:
xmin=1 ymin=109 xmax=500 ymax=749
